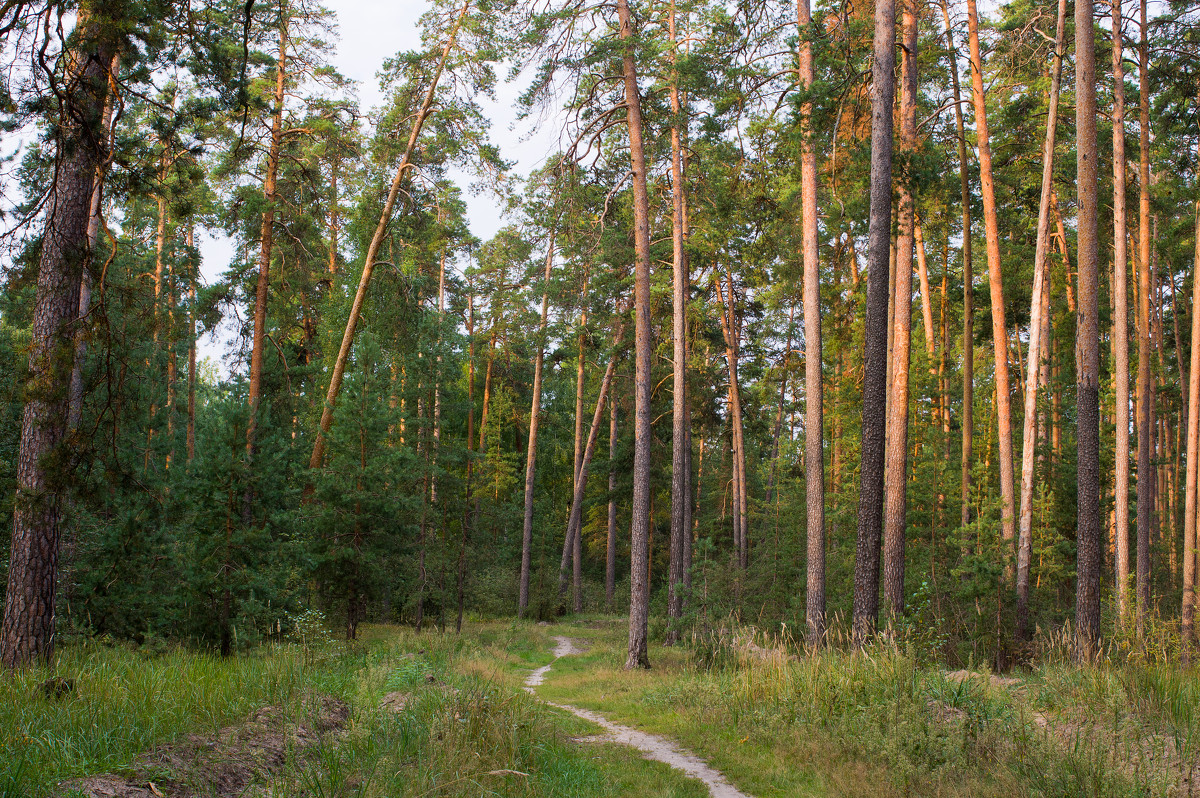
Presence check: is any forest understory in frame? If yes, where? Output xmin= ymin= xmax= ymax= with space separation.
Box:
xmin=2 ymin=617 xmax=1198 ymax=798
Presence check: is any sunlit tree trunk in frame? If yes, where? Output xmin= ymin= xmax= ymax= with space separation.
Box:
xmin=1016 ymin=0 xmax=1066 ymax=642
xmin=1074 ymin=0 xmax=1103 ymax=661
xmin=1135 ymin=0 xmax=1154 ymax=637
xmin=967 ymin=0 xmax=1016 ymax=555
xmin=1183 ymin=198 xmax=1200 ymax=660
xmin=619 ymin=0 xmax=653 ymax=669
xmin=1108 ymin=0 xmax=1131 ymax=629
xmin=310 ymin=0 xmax=471 ymax=470
xmin=938 ymin=0 xmax=973 ymax=536
xmin=666 ymin=0 xmax=690 ymax=642
xmin=883 ymin=0 xmax=917 ymax=619
xmin=797 ymin=0 xmax=825 ymax=645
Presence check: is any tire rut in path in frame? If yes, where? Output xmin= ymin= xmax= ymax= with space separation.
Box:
xmin=524 ymin=635 xmax=753 ymax=798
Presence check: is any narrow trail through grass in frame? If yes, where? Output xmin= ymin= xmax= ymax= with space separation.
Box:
xmin=524 ymin=635 xmax=753 ymax=798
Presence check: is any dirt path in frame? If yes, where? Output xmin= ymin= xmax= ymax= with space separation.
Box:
xmin=524 ymin=635 xmax=753 ymax=798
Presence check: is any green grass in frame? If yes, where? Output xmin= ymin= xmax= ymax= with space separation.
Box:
xmin=529 ymin=619 xmax=1188 ymax=797
xmin=1 ymin=641 xmax=311 ymax=797
xmin=1 ymin=623 xmax=712 ymax=797
xmin=7 ymin=617 xmax=1198 ymax=798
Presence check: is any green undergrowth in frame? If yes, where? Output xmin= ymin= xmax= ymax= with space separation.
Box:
xmin=1 ymin=641 xmax=313 ymax=797
xmin=9 ymin=616 xmax=1197 ymax=798
xmin=1 ymin=621 xmax=709 ymax=797
xmin=531 ymin=619 xmax=1194 ymax=797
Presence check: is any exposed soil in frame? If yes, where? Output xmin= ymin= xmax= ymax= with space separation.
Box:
xmin=943 ymin=669 xmax=1023 ymax=690
xmin=58 ymin=693 xmax=349 ymax=798
xmin=525 ymin=635 xmax=753 ymax=798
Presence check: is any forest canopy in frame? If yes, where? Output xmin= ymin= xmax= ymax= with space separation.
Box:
xmin=2 ymin=0 xmax=1200 ymax=672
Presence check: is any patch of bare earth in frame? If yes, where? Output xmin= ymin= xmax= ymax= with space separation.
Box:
xmin=58 ymin=693 xmax=349 ymax=798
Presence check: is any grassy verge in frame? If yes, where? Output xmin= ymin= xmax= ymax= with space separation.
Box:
xmin=531 ymin=618 xmax=1188 ymax=798
xmin=9 ymin=616 xmax=1195 ymax=797
xmin=2 ymin=622 xmax=708 ymax=798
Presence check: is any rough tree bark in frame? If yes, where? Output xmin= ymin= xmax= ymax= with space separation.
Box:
xmin=883 ymin=0 xmax=917 ymax=619
xmin=2 ymin=3 xmax=117 ymax=669
xmin=619 ymin=0 xmax=653 ymax=670
xmin=1074 ymin=0 xmax=1103 ymax=662
xmin=1135 ymin=0 xmax=1153 ymax=637
xmin=852 ymin=0 xmax=894 ymax=645
xmin=797 ymin=0 xmax=825 ymax=645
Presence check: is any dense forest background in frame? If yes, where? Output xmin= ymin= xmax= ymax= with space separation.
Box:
xmin=2 ymin=0 xmax=1200 ymax=670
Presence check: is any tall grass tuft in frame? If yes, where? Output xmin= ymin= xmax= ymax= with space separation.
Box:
xmin=0 ymin=642 xmax=311 ymax=798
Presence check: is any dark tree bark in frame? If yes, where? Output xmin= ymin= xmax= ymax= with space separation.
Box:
xmin=3 ymin=3 xmax=117 ymax=669
xmin=852 ymin=0 xmax=894 ymax=646
xmin=186 ymin=226 xmax=197 ymax=463
xmin=1074 ymin=0 xmax=1103 ymax=662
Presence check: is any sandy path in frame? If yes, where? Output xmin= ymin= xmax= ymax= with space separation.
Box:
xmin=524 ymin=635 xmax=753 ymax=798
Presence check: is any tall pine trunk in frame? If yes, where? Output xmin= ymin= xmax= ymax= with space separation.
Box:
xmin=883 ymin=0 xmax=917 ymax=619
xmin=245 ymin=6 xmax=288 ymax=519
xmin=607 ymin=399 xmax=618 ymax=609
xmin=310 ymin=0 xmax=470 ymax=470
xmin=852 ymin=0 xmax=894 ymax=645
xmin=619 ymin=0 xmax=653 ymax=670
xmin=1182 ymin=197 xmax=1200 ymax=659
xmin=1109 ymin=0 xmax=1132 ymax=628
xmin=967 ymin=0 xmax=1017 ymax=555
xmin=1074 ymin=0 xmax=1103 ymax=661
xmin=1135 ymin=0 xmax=1154 ymax=637
xmin=1016 ymin=0 xmax=1066 ymax=642
xmin=938 ymin=0 xmax=973 ymax=536
xmin=2 ymin=4 xmax=117 ymax=669
xmin=798 ymin=0 xmax=825 ymax=645
xmin=519 ymin=236 xmax=556 ymax=618
xmin=666 ymin=0 xmax=690 ymax=643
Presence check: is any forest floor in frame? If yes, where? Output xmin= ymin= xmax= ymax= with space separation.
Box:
xmin=4 ymin=616 xmax=1197 ymax=797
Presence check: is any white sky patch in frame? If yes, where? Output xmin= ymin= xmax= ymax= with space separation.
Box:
xmin=199 ymin=0 xmax=565 ymax=376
